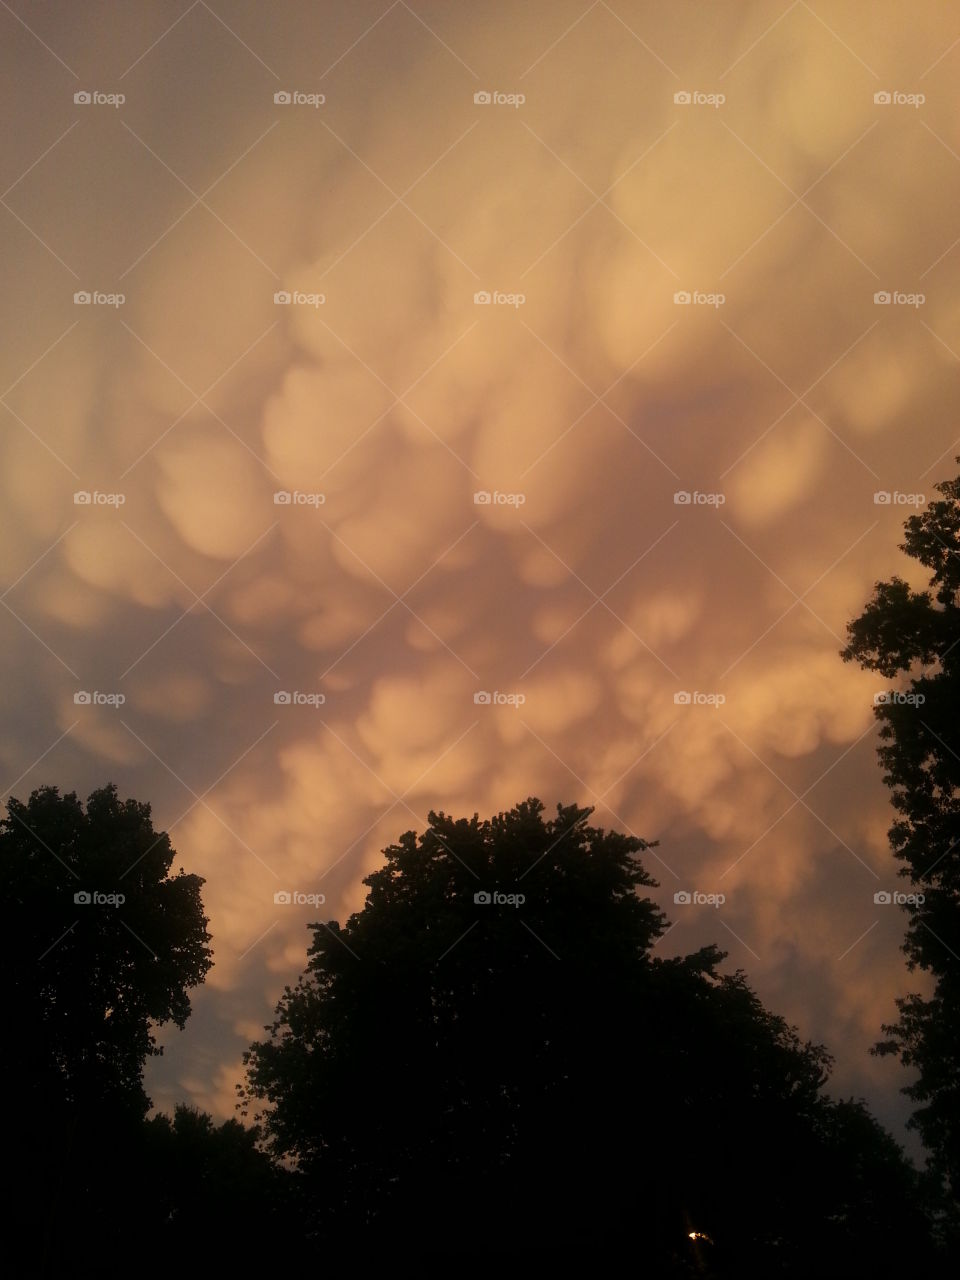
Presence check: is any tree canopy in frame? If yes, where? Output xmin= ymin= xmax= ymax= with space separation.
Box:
xmin=842 ymin=460 xmax=960 ymax=1203
xmin=242 ymin=797 xmax=933 ymax=1268
xmin=0 ymin=783 xmax=213 ymax=1266
xmin=0 ymin=780 xmax=945 ymax=1270
xmin=1 ymin=782 xmax=213 ymax=1120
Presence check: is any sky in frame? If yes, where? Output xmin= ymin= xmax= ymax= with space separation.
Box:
xmin=2 ymin=0 xmax=959 ymax=1148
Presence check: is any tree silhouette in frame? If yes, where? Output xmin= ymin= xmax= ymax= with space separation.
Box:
xmin=136 ymin=1105 xmax=289 ymax=1266
xmin=242 ymin=798 xmax=934 ymax=1269
xmin=842 ymin=461 xmax=960 ymax=1206
xmin=0 ymin=783 xmax=213 ymax=1264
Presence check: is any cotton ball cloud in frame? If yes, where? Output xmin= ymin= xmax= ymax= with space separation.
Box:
xmin=727 ymin=417 xmax=827 ymax=528
xmin=155 ymin=432 xmax=270 ymax=560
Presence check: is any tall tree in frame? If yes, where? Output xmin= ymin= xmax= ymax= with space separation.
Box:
xmin=0 ymin=783 xmax=213 ymax=1260
xmin=842 ymin=461 xmax=960 ymax=1202
xmin=242 ymin=798 xmax=933 ymax=1269
xmin=137 ymin=1105 xmax=289 ymax=1266
xmin=1 ymin=783 xmax=212 ymax=1118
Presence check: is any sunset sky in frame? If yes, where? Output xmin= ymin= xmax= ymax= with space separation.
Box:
xmin=2 ymin=0 xmax=959 ymax=1145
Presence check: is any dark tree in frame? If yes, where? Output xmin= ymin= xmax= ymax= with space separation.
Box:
xmin=242 ymin=798 xmax=933 ymax=1270
xmin=0 ymin=783 xmax=213 ymax=1264
xmin=842 ymin=461 xmax=960 ymax=1205
xmin=136 ymin=1105 xmax=291 ymax=1266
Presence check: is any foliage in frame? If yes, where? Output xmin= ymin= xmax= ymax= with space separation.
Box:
xmin=842 ymin=461 xmax=960 ymax=1198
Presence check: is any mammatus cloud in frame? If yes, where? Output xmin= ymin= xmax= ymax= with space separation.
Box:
xmin=1 ymin=1 xmax=957 ymax=1138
